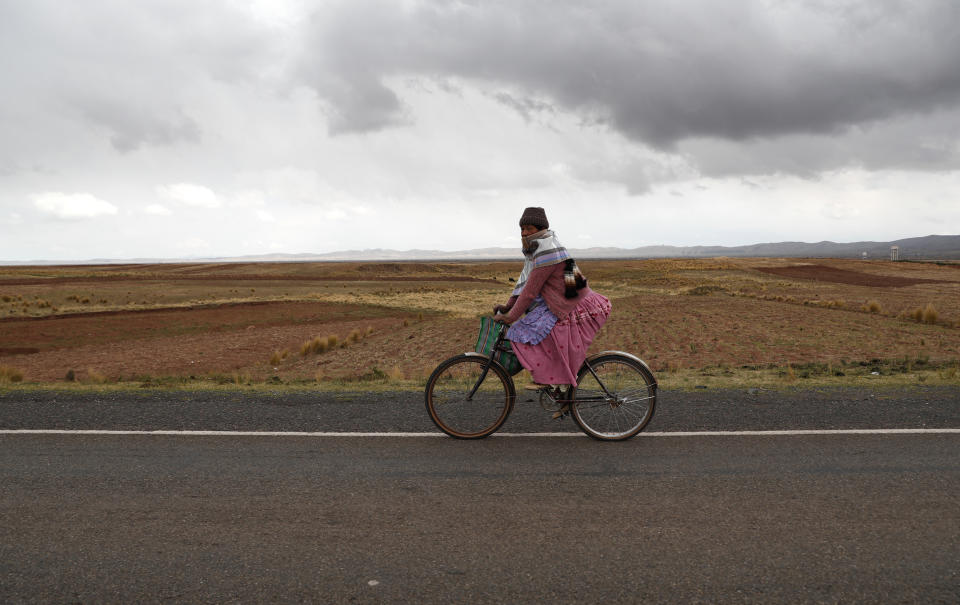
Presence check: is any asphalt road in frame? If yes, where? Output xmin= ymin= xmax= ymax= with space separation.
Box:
xmin=2 ymin=385 xmax=960 ymax=432
xmin=1 ymin=387 xmax=958 ymax=603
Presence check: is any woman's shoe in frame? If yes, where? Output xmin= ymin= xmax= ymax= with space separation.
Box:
xmin=552 ymin=402 xmax=570 ymax=420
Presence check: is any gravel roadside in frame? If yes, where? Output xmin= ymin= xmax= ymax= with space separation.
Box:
xmin=1 ymin=386 xmax=958 ymax=433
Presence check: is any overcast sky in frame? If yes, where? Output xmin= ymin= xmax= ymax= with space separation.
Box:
xmin=2 ymin=0 xmax=959 ymax=261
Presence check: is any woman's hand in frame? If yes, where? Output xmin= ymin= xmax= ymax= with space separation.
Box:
xmin=493 ymin=312 xmax=511 ymax=325
xmin=492 ymin=304 xmax=508 ymax=315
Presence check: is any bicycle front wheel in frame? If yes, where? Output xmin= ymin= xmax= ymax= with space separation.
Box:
xmin=570 ymin=353 xmax=657 ymax=441
xmin=425 ymin=355 xmax=515 ymax=439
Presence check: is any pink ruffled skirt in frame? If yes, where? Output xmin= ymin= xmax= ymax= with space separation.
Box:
xmin=511 ymin=291 xmax=611 ymax=386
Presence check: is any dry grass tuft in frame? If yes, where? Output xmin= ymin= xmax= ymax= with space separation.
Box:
xmin=301 ymin=336 xmax=333 ymax=356
xmin=85 ymin=368 xmax=109 ymax=384
xmin=0 ymin=365 xmax=24 ymax=383
xmin=269 ymin=351 xmax=283 ymax=366
xmin=348 ymin=328 xmax=362 ymax=343
xmin=922 ymin=303 xmax=939 ymax=325
xmin=863 ymin=300 xmax=883 ymax=313
xmin=387 ymin=365 xmax=404 ymax=381
xmin=784 ymin=363 xmax=796 ymax=381
xmin=685 ymin=285 xmax=726 ymax=296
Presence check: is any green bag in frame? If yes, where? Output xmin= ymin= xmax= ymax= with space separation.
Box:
xmin=475 ymin=317 xmax=524 ymax=376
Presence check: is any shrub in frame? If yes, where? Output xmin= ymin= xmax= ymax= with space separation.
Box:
xmin=922 ymin=303 xmax=938 ymax=325
xmin=387 ymin=365 xmax=404 ymax=381
xmin=348 ymin=328 xmax=362 ymax=343
xmin=327 ymin=335 xmax=339 ymax=348
xmin=360 ymin=366 xmax=387 ymax=381
xmin=911 ymin=307 xmax=924 ymax=322
xmin=269 ymin=351 xmax=283 ymax=366
xmin=65 ymin=369 xmax=76 ymax=382
xmin=864 ymin=300 xmax=882 ymax=313
xmin=0 ymin=366 xmax=24 ymax=383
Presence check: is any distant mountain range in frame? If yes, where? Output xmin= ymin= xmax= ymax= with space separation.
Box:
xmin=5 ymin=234 xmax=960 ymax=265
xmin=184 ymin=234 xmax=960 ymax=262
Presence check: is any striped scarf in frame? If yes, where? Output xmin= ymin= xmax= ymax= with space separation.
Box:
xmin=513 ymin=230 xmax=587 ymax=299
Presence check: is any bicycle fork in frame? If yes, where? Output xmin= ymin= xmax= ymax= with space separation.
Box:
xmin=466 ymin=361 xmax=493 ymax=401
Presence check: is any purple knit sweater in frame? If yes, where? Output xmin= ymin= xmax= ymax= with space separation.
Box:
xmin=501 ymin=263 xmax=593 ymax=324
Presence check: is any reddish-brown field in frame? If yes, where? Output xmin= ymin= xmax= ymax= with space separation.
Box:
xmin=1 ymin=258 xmax=959 ymax=386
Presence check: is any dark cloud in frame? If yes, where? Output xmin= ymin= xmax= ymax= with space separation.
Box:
xmin=681 ymin=106 xmax=960 ymax=177
xmin=489 ymin=92 xmax=556 ymax=124
xmin=73 ymin=96 xmax=202 ymax=152
xmin=302 ymin=0 xmax=960 ymax=172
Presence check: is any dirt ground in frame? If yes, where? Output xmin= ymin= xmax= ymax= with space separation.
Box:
xmin=2 ymin=258 xmax=959 ymax=384
xmin=755 ymin=264 xmax=950 ymax=287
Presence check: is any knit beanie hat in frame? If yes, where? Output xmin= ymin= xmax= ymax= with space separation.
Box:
xmin=519 ymin=206 xmax=549 ymax=230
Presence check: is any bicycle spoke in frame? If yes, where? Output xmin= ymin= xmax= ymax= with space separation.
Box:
xmin=426 ymin=356 xmax=513 ymax=438
xmin=571 ymin=356 xmax=656 ymax=440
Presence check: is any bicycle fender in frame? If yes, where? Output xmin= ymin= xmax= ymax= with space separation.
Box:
xmin=587 ymin=351 xmax=658 ymax=387
xmin=462 ymin=352 xmax=511 ymax=374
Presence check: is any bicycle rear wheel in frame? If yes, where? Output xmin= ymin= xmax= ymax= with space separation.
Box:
xmin=570 ymin=353 xmax=657 ymax=441
xmin=425 ymin=355 xmax=515 ymax=439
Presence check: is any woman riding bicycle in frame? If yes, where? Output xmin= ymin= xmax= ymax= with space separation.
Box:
xmin=425 ymin=206 xmax=654 ymax=439
xmin=493 ymin=207 xmax=612 ymax=399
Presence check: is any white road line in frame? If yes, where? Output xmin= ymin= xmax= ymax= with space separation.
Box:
xmin=0 ymin=429 xmax=958 ymax=437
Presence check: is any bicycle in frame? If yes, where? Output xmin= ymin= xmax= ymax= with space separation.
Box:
xmin=424 ymin=325 xmax=657 ymax=440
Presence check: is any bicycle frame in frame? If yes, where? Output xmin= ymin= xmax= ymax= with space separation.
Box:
xmin=465 ymin=325 xmax=622 ymax=403
xmin=464 ymin=327 xmax=512 ymax=401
